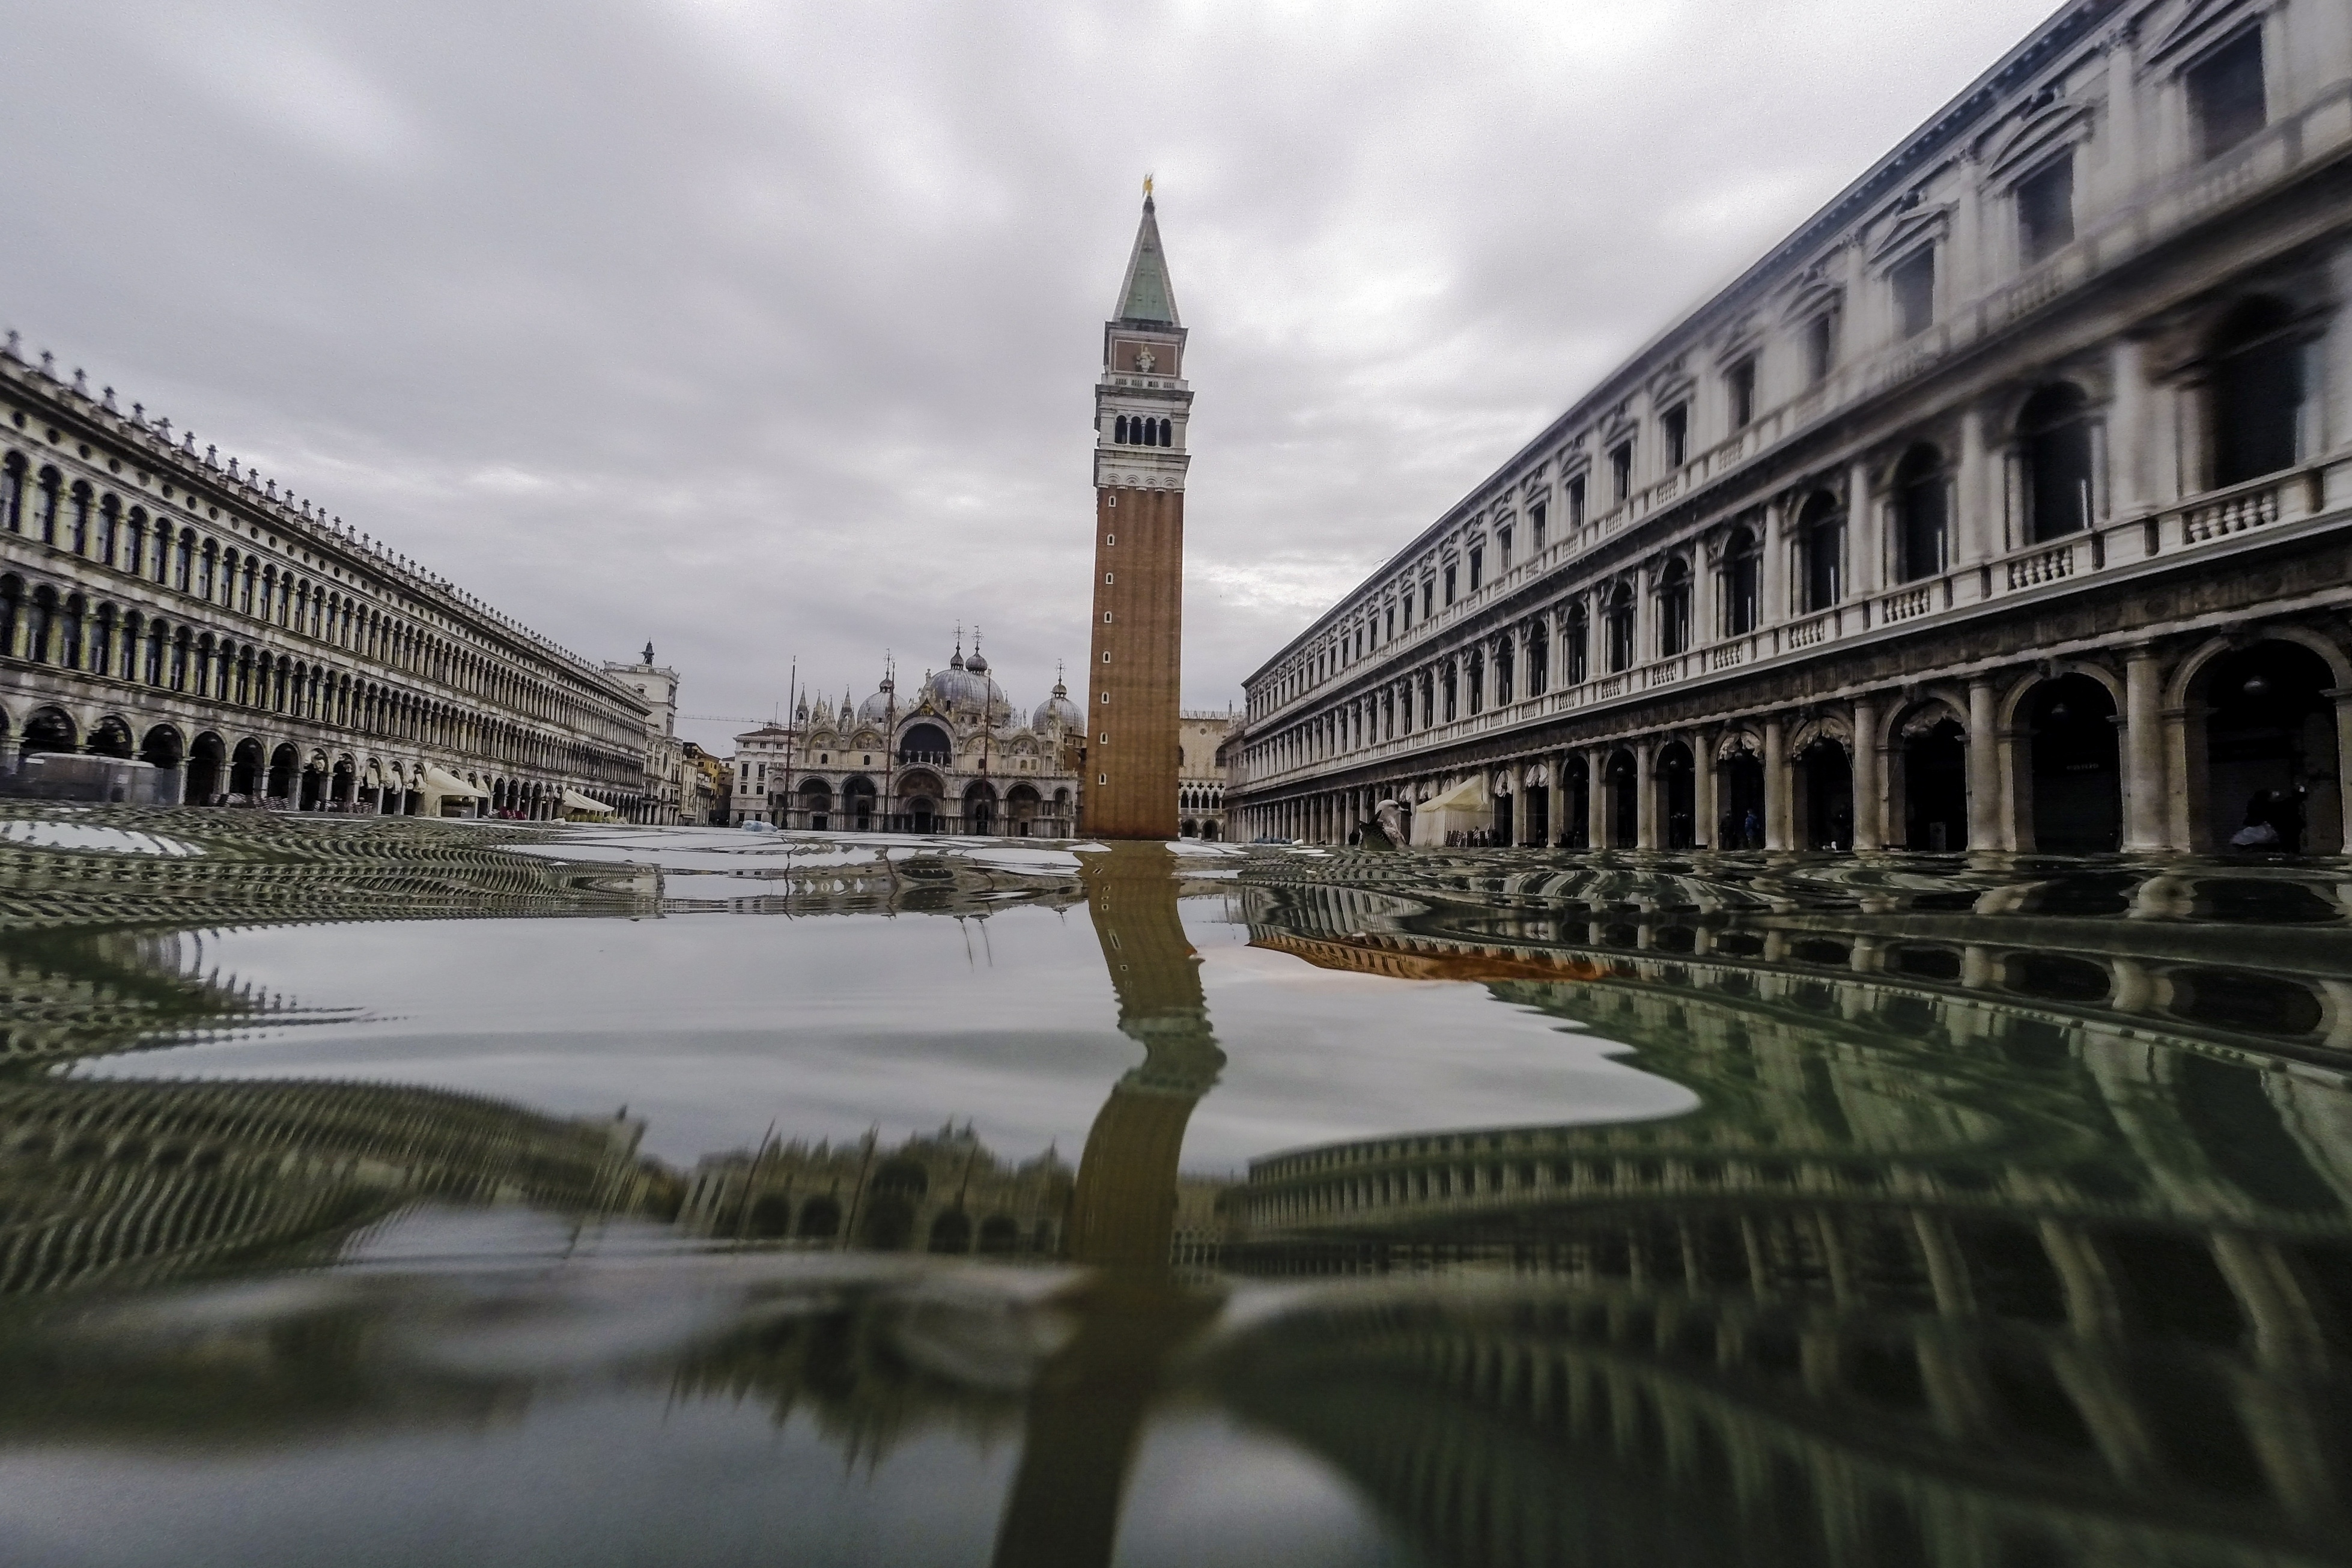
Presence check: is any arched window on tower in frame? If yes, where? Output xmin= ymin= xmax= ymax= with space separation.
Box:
xmin=1159 ymin=418 xmax=1172 ymax=445
xmin=1892 ymin=443 xmax=1949 ymax=582
xmin=1115 ymin=415 xmax=1129 ymax=443
xmin=2019 ymin=383 xmax=2094 ymax=542
xmin=2206 ymin=296 xmax=2305 ymax=488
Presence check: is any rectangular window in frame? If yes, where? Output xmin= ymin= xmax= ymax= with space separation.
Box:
xmin=2015 ymin=153 xmax=2074 ymax=265
xmin=2189 ymin=28 xmax=2266 ymax=161
xmin=1386 ymin=605 xmax=1396 ymax=639
xmin=1567 ymin=475 xmax=1585 ymax=527
xmin=1807 ymin=312 xmax=1836 ymax=384
xmin=1529 ymin=501 xmax=1546 ymax=552
xmin=1422 ymin=581 xmax=1433 ymax=619
xmin=1891 ymin=248 xmax=1935 ymax=339
xmin=1498 ymin=526 xmax=1512 ymax=571
xmin=1662 ymin=404 xmax=1689 ymax=469
xmin=1443 ymin=564 xmax=1457 ymax=605
xmin=1609 ymin=441 xmax=1633 ymax=503
xmin=1727 ymin=358 xmax=1756 ymax=429
xmin=1467 ymin=547 xmax=1482 ymax=592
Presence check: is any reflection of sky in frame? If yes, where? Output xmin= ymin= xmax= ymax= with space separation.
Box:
xmin=84 ymin=896 xmax=1695 ymax=1171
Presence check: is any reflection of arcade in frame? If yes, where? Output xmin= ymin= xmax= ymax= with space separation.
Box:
xmin=0 ymin=1076 xmax=672 ymax=1297
xmin=992 ymin=841 xmax=1227 ymax=1568
xmin=1209 ymin=870 xmax=2352 ymax=1567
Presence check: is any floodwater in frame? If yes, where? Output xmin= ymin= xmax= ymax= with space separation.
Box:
xmin=2 ymin=807 xmax=2351 ymax=1567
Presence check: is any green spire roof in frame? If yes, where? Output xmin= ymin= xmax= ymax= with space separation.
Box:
xmin=1114 ymin=195 xmax=1180 ymax=326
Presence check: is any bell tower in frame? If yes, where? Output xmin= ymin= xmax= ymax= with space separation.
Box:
xmin=1082 ymin=185 xmax=1190 ymax=840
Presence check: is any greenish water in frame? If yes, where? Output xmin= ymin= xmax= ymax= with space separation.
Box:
xmin=2 ymin=806 xmax=2350 ymax=1566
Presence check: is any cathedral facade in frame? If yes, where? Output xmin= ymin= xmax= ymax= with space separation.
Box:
xmin=731 ymin=640 xmax=1084 ymax=834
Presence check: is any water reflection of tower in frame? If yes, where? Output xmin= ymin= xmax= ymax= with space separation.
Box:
xmin=993 ymin=842 xmax=1226 ymax=1568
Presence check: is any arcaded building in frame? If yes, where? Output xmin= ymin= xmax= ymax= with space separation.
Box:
xmin=0 ymin=341 xmax=654 ymax=816
xmin=1230 ymin=0 xmax=2352 ymax=855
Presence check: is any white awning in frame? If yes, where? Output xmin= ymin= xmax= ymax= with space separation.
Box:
xmin=561 ymin=788 xmax=618 ymax=815
xmin=422 ymin=765 xmax=490 ymax=799
xmin=1420 ymin=775 xmax=1490 ymax=813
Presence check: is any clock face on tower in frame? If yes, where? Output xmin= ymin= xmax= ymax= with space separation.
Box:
xmin=1135 ymin=347 xmax=1156 ymax=373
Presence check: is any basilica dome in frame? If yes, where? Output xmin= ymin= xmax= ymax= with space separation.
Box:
xmin=856 ymin=677 xmax=899 ymax=726
xmin=1032 ymin=678 xmax=1081 ymax=733
xmin=925 ymin=647 xmax=1006 ymax=717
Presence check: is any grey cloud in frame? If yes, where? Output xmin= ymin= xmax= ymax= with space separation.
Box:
xmin=0 ymin=0 xmax=2055 ymax=748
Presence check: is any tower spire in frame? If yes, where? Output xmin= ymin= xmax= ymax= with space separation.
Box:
xmin=1114 ymin=187 xmax=1179 ymax=325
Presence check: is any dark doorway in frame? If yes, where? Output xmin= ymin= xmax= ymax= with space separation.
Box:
xmin=1564 ymin=760 xmax=1590 ymax=848
xmin=1658 ymin=744 xmax=1695 ymax=848
xmin=268 ymin=744 xmax=299 ymax=802
xmin=1799 ymin=740 xmax=1853 ymax=850
xmin=299 ymin=762 xmax=324 ymax=810
xmin=229 ymin=739 xmax=263 ymax=796
xmin=1606 ymin=751 xmax=1638 ymax=848
xmin=1720 ymin=753 xmax=1764 ymax=848
xmin=141 ymin=726 xmax=184 ymax=804
xmin=1524 ymin=785 xmax=1549 ymax=847
xmin=87 ymin=717 xmax=134 ymax=759
xmin=187 ymin=732 xmax=226 ymax=805
xmin=1902 ymin=719 xmax=1969 ymax=851
xmin=1494 ymin=792 xmax=1513 ymax=847
xmin=2203 ymin=642 xmax=2338 ymax=852
xmin=2030 ymin=676 xmax=2121 ymax=851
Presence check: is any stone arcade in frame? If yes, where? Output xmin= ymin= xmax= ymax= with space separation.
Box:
xmin=1230 ymin=0 xmax=2352 ymax=855
xmin=0 ymin=344 xmax=658 ymax=818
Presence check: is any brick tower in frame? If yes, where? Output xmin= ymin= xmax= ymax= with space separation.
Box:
xmin=1081 ymin=186 xmax=1190 ymax=840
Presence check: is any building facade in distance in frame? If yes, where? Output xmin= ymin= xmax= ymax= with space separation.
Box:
xmin=1083 ymin=190 xmax=1191 ymax=840
xmin=0 ymin=341 xmax=655 ymax=817
xmin=1230 ymin=0 xmax=2352 ymax=856
xmin=729 ymin=640 xmax=1083 ymax=833
xmin=603 ymin=643 xmax=687 ymax=824
xmin=1178 ymin=708 xmax=1235 ymax=839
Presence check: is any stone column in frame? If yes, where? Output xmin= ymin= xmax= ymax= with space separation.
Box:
xmin=1586 ymin=746 xmax=1609 ymax=849
xmin=1955 ymin=402 xmax=1991 ymax=566
xmin=1849 ymin=458 xmax=1880 ymax=604
xmin=2110 ymin=336 xmax=2149 ymax=518
xmin=1852 ymin=695 xmax=1883 ymax=850
xmin=1635 ymin=739 xmax=1658 ymax=848
xmin=1691 ymin=729 xmax=1717 ymax=849
xmin=1967 ymin=677 xmax=2001 ymax=851
xmin=1763 ymin=716 xmax=1791 ymax=850
xmin=2123 ymin=645 xmax=2168 ymax=851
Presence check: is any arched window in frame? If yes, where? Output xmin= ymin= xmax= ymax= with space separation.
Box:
xmin=2019 ymin=383 xmax=2093 ymax=542
xmin=97 ymin=494 xmax=119 ymax=565
xmin=1892 ymin=443 xmax=1948 ymax=582
xmin=1466 ymin=648 xmax=1484 ymax=715
xmin=1115 ymin=415 xmax=1129 ymax=443
xmin=174 ymin=529 xmax=194 ymax=592
xmin=68 ymin=482 xmax=91 ymax=554
xmin=1797 ymin=492 xmax=1843 ymax=611
xmin=1565 ymin=604 xmax=1590 ymax=685
xmin=0 ymin=453 xmax=23 ymax=533
xmin=1721 ymin=526 xmax=1760 ymax=634
xmin=2207 ymin=297 xmax=2303 ymax=487
xmin=1656 ymin=558 xmax=1692 ymax=656
xmin=124 ymin=508 xmax=145 ymax=574
xmin=1605 ymin=583 xmax=1636 ymax=672
xmin=1442 ymin=660 xmax=1459 ymax=722
xmin=1159 ymin=418 xmax=1173 ymax=445
xmin=1527 ymin=619 xmax=1549 ymax=695
xmin=35 ymin=467 xmax=61 ymax=544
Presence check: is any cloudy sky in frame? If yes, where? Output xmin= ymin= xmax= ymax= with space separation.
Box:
xmin=0 ymin=0 xmax=2057 ymax=752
